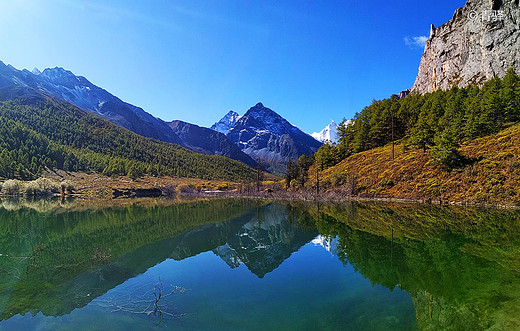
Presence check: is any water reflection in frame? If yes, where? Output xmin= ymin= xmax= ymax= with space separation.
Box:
xmin=1 ymin=198 xmax=520 ymax=329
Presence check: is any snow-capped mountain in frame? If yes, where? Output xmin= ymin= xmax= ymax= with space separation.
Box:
xmin=311 ymin=235 xmax=338 ymax=255
xmin=223 ymin=103 xmax=322 ymax=173
xmin=210 ymin=110 xmax=242 ymax=134
xmin=0 ymin=61 xmax=181 ymax=145
xmin=312 ymin=120 xmax=339 ymax=143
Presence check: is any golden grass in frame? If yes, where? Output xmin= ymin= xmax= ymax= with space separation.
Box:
xmin=308 ymin=123 xmax=520 ymax=206
xmin=43 ymin=171 xmax=246 ymax=198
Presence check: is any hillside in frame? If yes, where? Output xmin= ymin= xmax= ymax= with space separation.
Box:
xmin=0 ymin=61 xmax=183 ymax=145
xmin=309 ymin=122 xmax=520 ymax=205
xmin=0 ymin=86 xmax=256 ymax=181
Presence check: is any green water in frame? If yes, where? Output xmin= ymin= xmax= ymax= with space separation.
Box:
xmin=1 ymin=198 xmax=520 ymax=330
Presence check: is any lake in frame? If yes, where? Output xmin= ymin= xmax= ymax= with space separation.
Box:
xmin=1 ymin=197 xmax=520 ymax=330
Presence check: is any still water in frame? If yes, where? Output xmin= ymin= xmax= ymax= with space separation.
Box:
xmin=1 ymin=197 xmax=520 ymax=330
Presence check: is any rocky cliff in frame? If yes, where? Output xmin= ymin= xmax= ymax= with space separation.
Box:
xmin=412 ymin=0 xmax=520 ymax=94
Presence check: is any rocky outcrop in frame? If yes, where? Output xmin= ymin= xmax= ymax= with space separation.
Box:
xmin=412 ymin=0 xmax=520 ymax=94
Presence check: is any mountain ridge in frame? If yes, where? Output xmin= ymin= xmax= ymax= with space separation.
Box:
xmin=167 ymin=120 xmax=257 ymax=168
xmin=0 ymin=61 xmax=183 ymax=145
xmin=0 ymin=61 xmax=263 ymax=166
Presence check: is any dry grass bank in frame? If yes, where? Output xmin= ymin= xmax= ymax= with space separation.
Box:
xmin=307 ymin=123 xmax=520 ymax=206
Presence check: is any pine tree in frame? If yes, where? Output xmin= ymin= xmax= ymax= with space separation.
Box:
xmin=431 ymin=128 xmax=461 ymax=169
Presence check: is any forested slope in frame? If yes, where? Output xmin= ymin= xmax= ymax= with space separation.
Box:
xmin=0 ymin=86 xmax=256 ymax=181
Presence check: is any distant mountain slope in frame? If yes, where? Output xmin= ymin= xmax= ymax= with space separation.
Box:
xmin=225 ymin=103 xmax=322 ymax=172
xmin=167 ymin=120 xmax=257 ymax=168
xmin=312 ymin=120 xmax=339 ymax=143
xmin=0 ymin=61 xmax=182 ymax=145
xmin=210 ymin=110 xmax=242 ymax=133
xmin=0 ymin=86 xmax=256 ymax=181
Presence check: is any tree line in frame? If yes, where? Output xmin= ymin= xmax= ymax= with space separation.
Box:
xmin=314 ymin=68 xmax=520 ymax=169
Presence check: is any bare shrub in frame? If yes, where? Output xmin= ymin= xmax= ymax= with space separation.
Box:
xmin=24 ymin=180 xmax=41 ymax=196
xmin=161 ymin=185 xmax=177 ymax=196
xmin=176 ymin=184 xmax=194 ymax=194
xmin=60 ymin=180 xmax=76 ymax=194
xmin=25 ymin=178 xmax=59 ymax=196
xmin=345 ymin=174 xmax=358 ymax=196
xmin=2 ymin=179 xmax=23 ymax=195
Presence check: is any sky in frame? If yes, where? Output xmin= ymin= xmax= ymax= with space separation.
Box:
xmin=0 ymin=0 xmax=466 ymax=134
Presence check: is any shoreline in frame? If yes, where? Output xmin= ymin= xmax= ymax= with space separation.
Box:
xmin=2 ymin=171 xmax=519 ymax=210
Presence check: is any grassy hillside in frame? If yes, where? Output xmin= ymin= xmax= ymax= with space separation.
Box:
xmin=0 ymin=86 xmax=256 ymax=181
xmin=309 ymin=122 xmax=520 ymax=205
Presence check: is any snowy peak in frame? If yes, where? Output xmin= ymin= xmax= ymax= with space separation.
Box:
xmin=312 ymin=120 xmax=339 ymax=143
xmin=239 ymin=102 xmax=293 ymax=134
xmin=31 ymin=67 xmax=41 ymax=75
xmin=41 ymin=67 xmax=77 ymax=82
xmin=210 ymin=110 xmax=242 ymax=134
xmin=225 ymin=102 xmax=322 ymax=173
xmin=311 ymin=235 xmax=338 ymax=255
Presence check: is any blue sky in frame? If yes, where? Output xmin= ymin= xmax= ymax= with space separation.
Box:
xmin=0 ymin=0 xmax=465 ymax=133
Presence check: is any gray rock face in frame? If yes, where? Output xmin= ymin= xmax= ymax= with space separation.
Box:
xmin=412 ymin=0 xmax=520 ymax=94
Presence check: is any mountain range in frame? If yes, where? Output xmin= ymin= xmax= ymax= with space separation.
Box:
xmin=0 ymin=85 xmax=257 ymax=181
xmin=0 ymin=61 xmax=321 ymax=173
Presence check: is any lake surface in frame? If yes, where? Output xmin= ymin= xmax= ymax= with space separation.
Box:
xmin=1 ymin=197 xmax=520 ymax=330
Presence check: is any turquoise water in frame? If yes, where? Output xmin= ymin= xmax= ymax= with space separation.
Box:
xmin=1 ymin=198 xmax=520 ymax=330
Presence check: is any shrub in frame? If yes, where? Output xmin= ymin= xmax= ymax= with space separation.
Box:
xmin=346 ymin=174 xmax=358 ymax=195
xmin=217 ymin=183 xmax=229 ymax=191
xmin=36 ymin=178 xmax=59 ymax=195
xmin=379 ymin=178 xmax=394 ymax=187
xmin=2 ymin=179 xmax=23 ymax=195
xmin=25 ymin=181 xmax=41 ymax=196
xmin=331 ymin=171 xmax=348 ymax=187
xmin=176 ymin=184 xmax=194 ymax=194
xmin=25 ymin=178 xmax=59 ymax=196
xmin=161 ymin=185 xmax=176 ymax=196
xmin=60 ymin=180 xmax=76 ymax=194
xmin=289 ymin=179 xmax=300 ymax=190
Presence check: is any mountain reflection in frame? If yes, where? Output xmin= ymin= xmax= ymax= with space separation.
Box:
xmin=1 ymin=198 xmax=520 ymax=330
xmin=211 ymin=204 xmax=317 ymax=277
xmin=0 ymin=199 xmax=316 ymax=320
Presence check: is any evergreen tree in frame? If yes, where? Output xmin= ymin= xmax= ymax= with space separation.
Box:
xmin=431 ymin=128 xmax=461 ymax=169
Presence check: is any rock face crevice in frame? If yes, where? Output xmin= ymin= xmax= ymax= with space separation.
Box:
xmin=412 ymin=0 xmax=520 ymax=94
